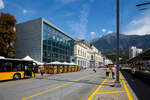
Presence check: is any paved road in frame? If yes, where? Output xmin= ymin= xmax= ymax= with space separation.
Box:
xmin=0 ymin=68 xmax=106 ymax=100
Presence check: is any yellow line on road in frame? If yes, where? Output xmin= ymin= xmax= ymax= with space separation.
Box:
xmin=87 ymin=76 xmax=109 ymax=100
xmin=120 ymin=73 xmax=133 ymax=100
xmin=96 ymin=91 xmax=126 ymax=94
xmin=105 ymin=80 xmax=114 ymax=82
xmin=22 ymin=73 xmax=97 ymax=100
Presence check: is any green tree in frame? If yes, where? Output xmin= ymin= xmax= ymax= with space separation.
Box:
xmin=0 ymin=13 xmax=18 ymax=58
xmin=102 ymin=50 xmax=129 ymax=64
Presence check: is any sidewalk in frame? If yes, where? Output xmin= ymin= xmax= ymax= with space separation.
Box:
xmin=88 ymin=72 xmax=138 ymax=100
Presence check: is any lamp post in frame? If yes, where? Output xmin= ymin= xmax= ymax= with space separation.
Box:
xmin=115 ymin=0 xmax=120 ymax=86
xmin=136 ymin=2 xmax=150 ymax=7
xmin=136 ymin=2 xmax=150 ymax=10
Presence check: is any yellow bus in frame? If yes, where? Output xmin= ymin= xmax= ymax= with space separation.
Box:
xmin=0 ymin=58 xmax=36 ymax=81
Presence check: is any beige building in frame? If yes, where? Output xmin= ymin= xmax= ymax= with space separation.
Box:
xmin=74 ymin=39 xmax=103 ymax=68
xmin=90 ymin=45 xmax=103 ymax=67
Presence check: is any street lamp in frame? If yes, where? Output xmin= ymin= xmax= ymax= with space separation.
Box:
xmin=136 ymin=2 xmax=150 ymax=10
xmin=136 ymin=2 xmax=150 ymax=7
xmin=115 ymin=0 xmax=121 ymax=87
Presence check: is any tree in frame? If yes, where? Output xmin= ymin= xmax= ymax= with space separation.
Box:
xmin=102 ymin=50 xmax=129 ymax=64
xmin=0 ymin=13 xmax=18 ymax=58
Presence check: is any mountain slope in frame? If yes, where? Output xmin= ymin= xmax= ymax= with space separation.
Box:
xmin=91 ymin=33 xmax=150 ymax=51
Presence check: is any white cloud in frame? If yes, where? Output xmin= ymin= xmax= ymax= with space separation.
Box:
xmin=68 ymin=3 xmax=91 ymax=39
xmin=124 ymin=9 xmax=150 ymax=35
xmin=107 ymin=30 xmax=113 ymax=34
xmin=23 ymin=9 xmax=27 ymax=14
xmin=90 ymin=32 xmax=96 ymax=35
xmin=101 ymin=28 xmax=106 ymax=32
xmin=0 ymin=0 xmax=4 ymax=9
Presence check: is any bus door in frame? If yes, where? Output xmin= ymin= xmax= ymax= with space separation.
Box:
xmin=24 ymin=63 xmax=33 ymax=77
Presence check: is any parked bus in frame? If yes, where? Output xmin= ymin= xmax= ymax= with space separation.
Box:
xmin=0 ymin=58 xmax=37 ymax=81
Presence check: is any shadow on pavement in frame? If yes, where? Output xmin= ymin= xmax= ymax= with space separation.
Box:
xmin=43 ymin=78 xmax=103 ymax=85
xmin=42 ymin=76 xmax=110 ymax=86
xmin=0 ymin=77 xmax=31 ymax=83
xmin=121 ymin=70 xmax=150 ymax=100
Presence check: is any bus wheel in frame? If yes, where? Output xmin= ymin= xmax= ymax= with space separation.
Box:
xmin=13 ymin=74 xmax=21 ymax=80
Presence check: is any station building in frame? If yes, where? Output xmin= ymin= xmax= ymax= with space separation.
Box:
xmin=74 ymin=39 xmax=103 ymax=68
xmin=15 ymin=18 xmax=74 ymax=63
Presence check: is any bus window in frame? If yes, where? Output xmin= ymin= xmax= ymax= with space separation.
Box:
xmin=0 ymin=62 xmax=6 ymax=72
xmin=0 ymin=62 xmax=13 ymax=72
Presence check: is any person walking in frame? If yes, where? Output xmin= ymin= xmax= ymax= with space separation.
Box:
xmin=111 ymin=66 xmax=116 ymax=79
xmin=93 ymin=67 xmax=96 ymax=73
xmin=40 ymin=68 xmax=44 ymax=78
xmin=33 ymin=67 xmax=36 ymax=78
xmin=131 ymin=67 xmax=136 ymax=81
xmin=106 ymin=66 xmax=110 ymax=77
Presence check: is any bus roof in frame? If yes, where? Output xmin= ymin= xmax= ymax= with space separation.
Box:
xmin=0 ymin=58 xmax=33 ymax=62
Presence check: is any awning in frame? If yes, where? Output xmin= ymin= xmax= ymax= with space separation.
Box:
xmin=62 ymin=62 xmax=70 ymax=65
xmin=129 ymin=48 xmax=150 ymax=63
xmin=22 ymin=56 xmax=43 ymax=65
xmin=70 ymin=62 xmax=77 ymax=65
xmin=0 ymin=56 xmax=5 ymax=59
xmin=48 ymin=61 xmax=62 ymax=65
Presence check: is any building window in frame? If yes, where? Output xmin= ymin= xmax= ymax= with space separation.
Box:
xmin=43 ymin=23 xmax=74 ymax=63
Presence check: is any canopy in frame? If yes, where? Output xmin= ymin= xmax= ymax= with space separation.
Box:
xmin=0 ymin=56 xmax=5 ymax=59
xmin=22 ymin=56 xmax=43 ymax=65
xmin=129 ymin=48 xmax=150 ymax=63
xmin=62 ymin=62 xmax=70 ymax=65
xmin=70 ymin=62 xmax=77 ymax=65
xmin=49 ymin=61 xmax=62 ymax=65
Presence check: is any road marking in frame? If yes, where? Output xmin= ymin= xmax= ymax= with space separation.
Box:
xmin=120 ymin=73 xmax=133 ymax=100
xmin=87 ymin=76 xmax=109 ymax=100
xmin=105 ymin=80 xmax=114 ymax=82
xmin=96 ymin=91 xmax=126 ymax=94
xmin=22 ymin=73 xmax=97 ymax=100
xmin=88 ymin=72 xmax=133 ymax=100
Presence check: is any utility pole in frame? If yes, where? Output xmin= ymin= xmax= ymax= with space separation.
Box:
xmin=115 ymin=0 xmax=121 ymax=87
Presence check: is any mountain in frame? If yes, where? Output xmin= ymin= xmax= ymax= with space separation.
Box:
xmin=91 ymin=33 xmax=150 ymax=51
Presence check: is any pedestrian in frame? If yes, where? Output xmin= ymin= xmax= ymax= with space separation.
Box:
xmin=33 ymin=67 xmax=36 ymax=78
xmin=106 ymin=66 xmax=110 ymax=77
xmin=111 ymin=66 xmax=116 ymax=79
xmin=40 ymin=68 xmax=44 ymax=78
xmin=131 ymin=67 xmax=136 ymax=81
xmin=93 ymin=67 xmax=96 ymax=73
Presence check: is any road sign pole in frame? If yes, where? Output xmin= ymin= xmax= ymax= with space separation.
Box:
xmin=115 ymin=0 xmax=121 ymax=86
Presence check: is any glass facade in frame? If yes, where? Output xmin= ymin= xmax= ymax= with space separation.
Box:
xmin=42 ymin=22 xmax=74 ymax=63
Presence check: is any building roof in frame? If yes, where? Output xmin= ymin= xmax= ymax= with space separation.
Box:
xmin=129 ymin=48 xmax=150 ymax=63
xmin=17 ymin=17 xmax=75 ymax=41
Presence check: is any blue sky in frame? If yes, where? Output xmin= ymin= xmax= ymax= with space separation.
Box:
xmin=1 ymin=0 xmax=150 ymax=40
